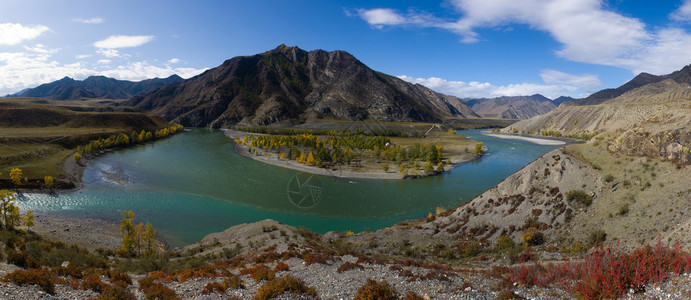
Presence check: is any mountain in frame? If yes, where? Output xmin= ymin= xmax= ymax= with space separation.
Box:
xmin=125 ymin=45 xmax=478 ymax=128
xmin=465 ymin=94 xmax=556 ymax=119
xmin=19 ymin=75 xmax=183 ymax=100
xmin=567 ymin=72 xmax=663 ymax=106
xmin=552 ymin=96 xmax=577 ymax=106
xmin=502 ymin=66 xmax=691 ymax=165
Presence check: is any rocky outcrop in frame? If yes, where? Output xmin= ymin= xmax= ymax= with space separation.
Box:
xmin=429 ymin=149 xmax=602 ymax=244
xmin=125 ymin=45 xmax=478 ymax=128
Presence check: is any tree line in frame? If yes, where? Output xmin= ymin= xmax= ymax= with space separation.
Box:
xmin=78 ymin=123 xmax=183 ymax=155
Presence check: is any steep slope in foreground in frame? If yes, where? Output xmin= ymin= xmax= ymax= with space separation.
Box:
xmin=126 ymin=45 xmax=478 ymax=128
xmin=467 ymin=94 xmax=557 ymax=119
xmin=503 ymin=79 xmax=691 ymax=164
xmin=19 ymin=75 xmax=183 ymax=100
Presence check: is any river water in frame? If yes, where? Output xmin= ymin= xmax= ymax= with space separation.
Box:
xmin=19 ymin=129 xmax=564 ymax=247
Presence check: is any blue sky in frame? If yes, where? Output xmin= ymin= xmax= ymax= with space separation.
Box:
xmin=2 ymin=0 xmax=691 ymax=99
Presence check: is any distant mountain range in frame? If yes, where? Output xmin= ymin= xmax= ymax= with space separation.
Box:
xmin=125 ymin=45 xmax=478 ymax=128
xmin=14 ymin=75 xmax=183 ymax=100
xmin=464 ymin=94 xmax=557 ymax=119
xmin=504 ymin=64 xmax=691 ymax=164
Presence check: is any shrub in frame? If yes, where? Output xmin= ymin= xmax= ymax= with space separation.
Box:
xmin=403 ymin=291 xmax=423 ymax=300
xmin=337 ymin=261 xmax=364 ymax=273
xmin=588 ymin=230 xmax=607 ymax=246
xmin=495 ymin=235 xmax=517 ymax=250
xmin=244 ymin=265 xmax=275 ymax=283
xmin=354 ymin=279 xmax=398 ymax=300
xmin=202 ymin=281 xmax=226 ymax=295
xmin=456 ymin=241 xmax=482 ymax=258
xmin=223 ymin=274 xmax=245 ymax=289
xmin=55 ymin=262 xmax=84 ymax=279
xmin=520 ymin=227 xmax=544 ymax=246
xmin=4 ymin=268 xmax=55 ymax=294
xmin=274 ymin=261 xmax=290 ymax=272
xmin=618 ymin=203 xmax=629 ymax=216
xmin=253 ymin=275 xmax=317 ymax=300
xmin=99 ymin=283 xmax=135 ymax=300
xmin=604 ymin=174 xmax=615 ymax=183
xmin=108 ymin=269 xmax=132 ymax=286
xmin=138 ymin=276 xmax=179 ymax=300
xmin=566 ymin=190 xmax=593 ymax=206
xmin=81 ymin=274 xmax=107 ymax=293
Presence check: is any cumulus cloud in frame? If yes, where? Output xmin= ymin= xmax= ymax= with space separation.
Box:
xmin=97 ymin=49 xmax=120 ymax=58
xmin=93 ymin=35 xmax=154 ymax=49
xmin=0 ymin=23 xmax=49 ymax=45
xmin=75 ymin=54 xmax=91 ymax=59
xmin=355 ymin=0 xmax=691 ymax=75
xmin=670 ymin=0 xmax=691 ymax=21
xmin=0 ymin=49 xmax=205 ymax=95
xmin=98 ymin=59 xmax=111 ymax=64
xmin=73 ymin=17 xmax=104 ymax=24
xmin=399 ymin=74 xmax=587 ymax=99
xmin=358 ymin=8 xmax=407 ymax=28
xmin=168 ymin=58 xmax=180 ymax=64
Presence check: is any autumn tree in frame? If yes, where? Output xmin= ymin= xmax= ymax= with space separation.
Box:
xmin=0 ymin=190 xmax=21 ymax=228
xmin=44 ymin=176 xmax=54 ymax=188
xmin=423 ymin=161 xmax=433 ymax=173
xmin=23 ymin=210 xmax=34 ymax=227
xmin=436 ymin=162 xmax=444 ymax=172
xmin=118 ymin=210 xmax=137 ymax=257
xmin=9 ymin=168 xmax=23 ymax=186
xmin=305 ymin=153 xmax=316 ymax=166
xmin=118 ymin=210 xmax=157 ymax=257
xmin=383 ymin=162 xmax=389 ymax=172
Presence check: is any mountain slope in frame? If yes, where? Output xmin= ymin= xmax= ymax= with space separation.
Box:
xmin=125 ymin=45 xmax=478 ymax=128
xmin=467 ymin=94 xmax=556 ymax=119
xmin=502 ymin=77 xmax=691 ymax=164
xmin=20 ymin=75 xmax=183 ymax=100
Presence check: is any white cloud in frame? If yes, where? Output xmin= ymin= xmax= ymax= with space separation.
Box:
xmin=98 ymin=59 xmax=111 ymax=64
xmin=0 ymin=23 xmax=49 ymax=46
xmin=93 ymin=35 xmax=154 ymax=49
xmin=540 ymin=69 xmax=601 ymax=92
xmin=356 ymin=1 xmax=691 ymax=75
xmin=73 ymin=17 xmax=104 ymax=24
xmin=399 ymin=74 xmax=586 ymax=99
xmin=358 ymin=8 xmax=406 ymax=28
xmin=97 ymin=49 xmax=120 ymax=58
xmin=75 ymin=54 xmax=91 ymax=59
xmin=0 ymin=50 xmax=205 ymax=95
xmin=23 ymin=44 xmax=56 ymax=54
xmin=168 ymin=58 xmax=180 ymax=64
xmin=670 ymin=0 xmax=691 ymax=21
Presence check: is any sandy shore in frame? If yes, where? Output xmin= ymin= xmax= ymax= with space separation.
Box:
xmin=484 ymin=133 xmax=567 ymax=145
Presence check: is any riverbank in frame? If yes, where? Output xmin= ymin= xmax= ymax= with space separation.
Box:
xmin=223 ymin=129 xmax=484 ymax=180
xmin=483 ymin=132 xmax=567 ymax=145
xmin=25 ymin=214 xmax=123 ymax=251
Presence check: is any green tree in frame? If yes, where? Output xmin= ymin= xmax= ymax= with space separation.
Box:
xmin=436 ymin=162 xmax=444 ymax=172
xmin=423 ymin=161 xmax=433 ymax=173
xmin=9 ymin=168 xmax=23 ymax=186
xmin=383 ymin=162 xmax=389 ymax=172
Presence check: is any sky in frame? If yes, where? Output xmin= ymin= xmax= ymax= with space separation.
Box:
xmin=2 ymin=0 xmax=691 ymax=99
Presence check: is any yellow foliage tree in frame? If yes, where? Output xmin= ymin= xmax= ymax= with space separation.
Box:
xmin=118 ymin=210 xmax=137 ymax=257
xmin=44 ymin=176 xmax=54 ymax=188
xmin=0 ymin=190 xmax=20 ymax=228
xmin=436 ymin=162 xmax=444 ymax=172
xmin=23 ymin=210 xmax=34 ymax=227
xmin=9 ymin=168 xmax=23 ymax=186
xmin=73 ymin=153 xmax=81 ymax=161
xmin=305 ymin=153 xmax=316 ymax=166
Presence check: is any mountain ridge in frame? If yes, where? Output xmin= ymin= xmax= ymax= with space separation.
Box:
xmin=18 ymin=74 xmax=183 ymax=100
xmin=125 ymin=45 xmax=478 ymax=128
xmin=465 ymin=94 xmax=557 ymax=119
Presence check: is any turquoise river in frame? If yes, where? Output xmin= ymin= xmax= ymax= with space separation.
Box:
xmin=19 ymin=129 xmax=565 ymax=248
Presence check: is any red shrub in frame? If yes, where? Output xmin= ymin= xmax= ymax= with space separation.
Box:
xmin=337 ymin=262 xmax=364 ymax=273
xmin=80 ymin=274 xmax=107 ymax=293
xmin=274 ymin=262 xmax=290 ymax=272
